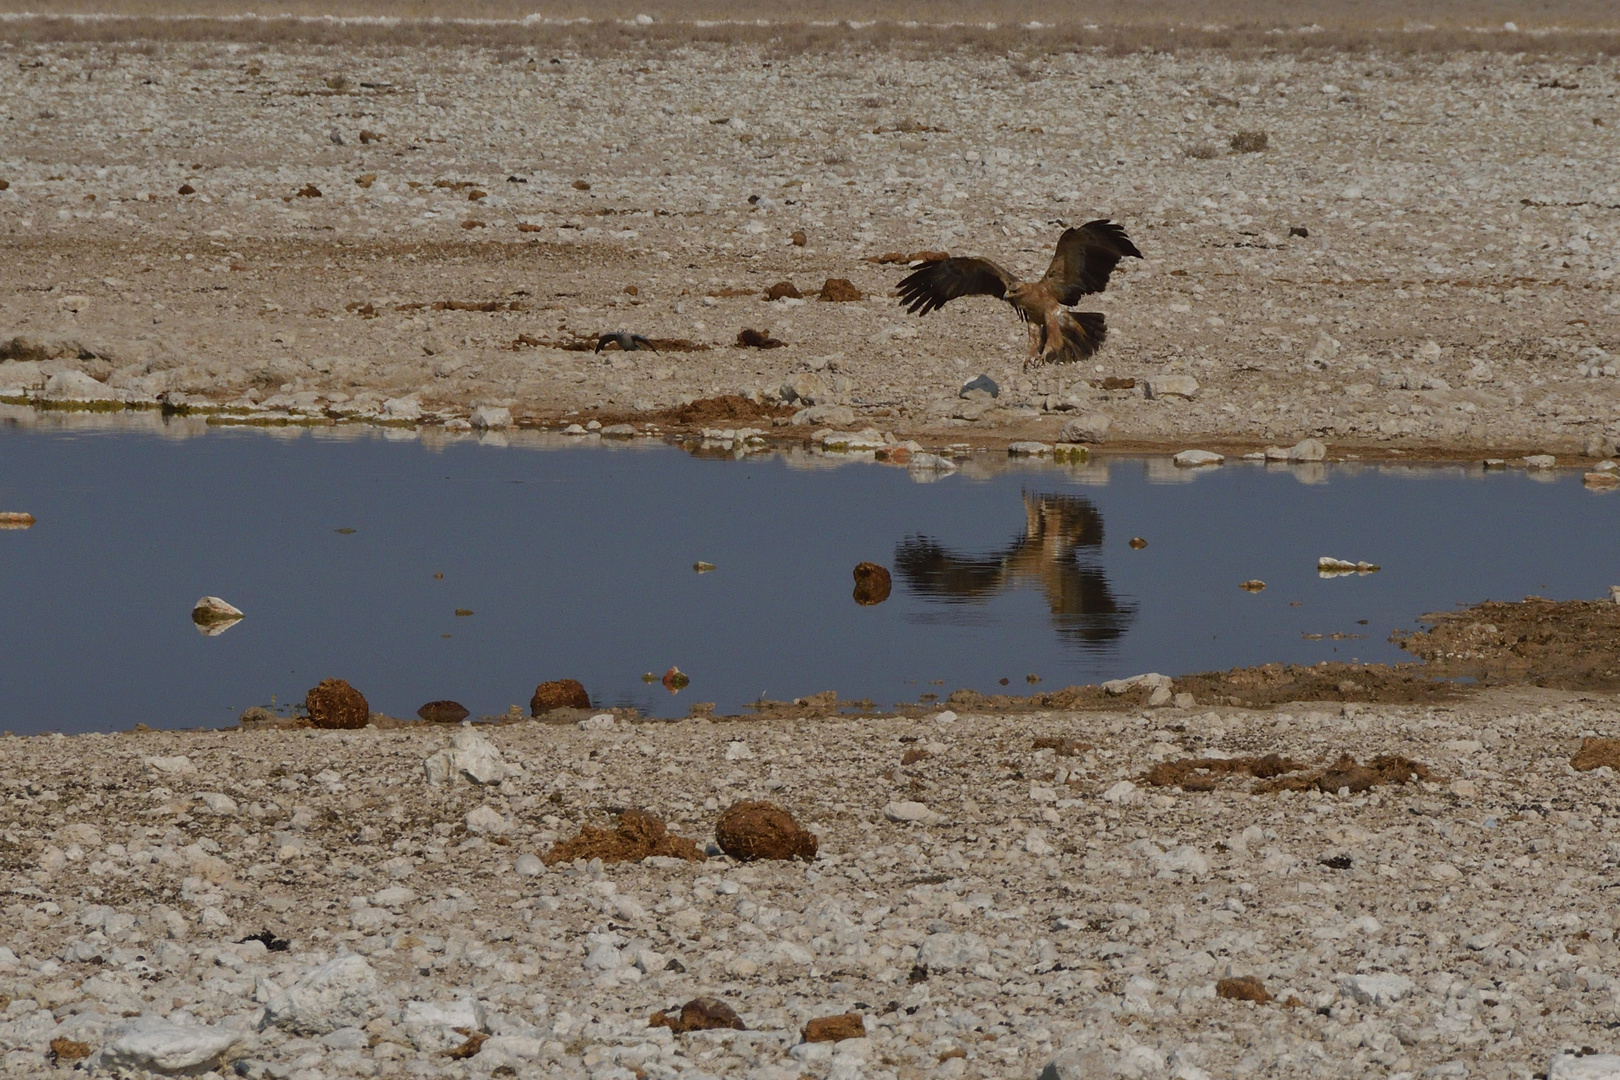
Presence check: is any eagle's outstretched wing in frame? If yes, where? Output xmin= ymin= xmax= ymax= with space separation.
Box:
xmin=1039 ymin=220 xmax=1142 ymax=305
xmin=895 ymin=257 xmax=1017 ymax=316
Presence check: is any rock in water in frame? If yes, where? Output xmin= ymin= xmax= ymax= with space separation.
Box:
xmin=191 ymin=596 xmax=244 ymax=631
xmin=1172 ymin=449 xmax=1224 ymax=467
xmin=0 ymin=511 xmax=35 ymax=528
xmin=530 ymin=678 xmax=590 ymax=715
xmin=852 ymin=561 xmax=892 ymax=605
xmin=417 ymin=700 xmax=470 ymax=724
xmin=714 ymin=800 xmax=818 ymax=861
xmin=305 ymin=678 xmax=369 ymax=729
xmin=468 ymin=405 xmax=511 ymax=429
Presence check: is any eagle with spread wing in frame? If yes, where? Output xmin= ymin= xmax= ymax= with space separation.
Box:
xmin=894 ymin=220 xmax=1142 ymax=367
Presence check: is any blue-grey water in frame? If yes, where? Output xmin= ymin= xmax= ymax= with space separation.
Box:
xmin=1 ymin=417 xmax=1615 ymax=734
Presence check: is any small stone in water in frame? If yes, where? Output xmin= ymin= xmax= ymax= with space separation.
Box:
xmin=305 ymin=678 xmax=369 ymax=729
xmin=417 ymin=700 xmax=470 ymax=724
xmin=661 ymin=666 xmax=689 ymax=692
xmin=1129 ymin=536 xmax=1148 ymax=549
xmin=852 ymin=561 xmax=892 ymax=605
xmin=693 ymin=560 xmax=715 ymax=573
xmin=1240 ymin=579 xmax=1266 ymax=591
xmin=530 ymin=679 xmax=590 ymax=714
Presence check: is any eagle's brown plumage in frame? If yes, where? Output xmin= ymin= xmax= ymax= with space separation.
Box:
xmin=895 ymin=220 xmax=1142 ymax=366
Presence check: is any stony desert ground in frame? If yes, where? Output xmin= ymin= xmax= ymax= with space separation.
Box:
xmin=3 ymin=688 xmax=1620 ymax=1080
xmin=0 ymin=30 xmax=1617 ymax=454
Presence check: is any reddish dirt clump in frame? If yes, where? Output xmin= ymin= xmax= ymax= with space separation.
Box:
xmin=49 ymin=1038 xmax=90 ymax=1063
xmin=817 ymin=277 xmax=863 ymax=301
xmin=803 ymin=1013 xmax=866 ymax=1042
xmin=530 ymin=679 xmax=590 ymax=715
xmin=1141 ymin=753 xmax=1307 ymax=791
xmin=1570 ymin=738 xmax=1620 ymax=772
xmin=1396 ymin=598 xmax=1620 ymax=690
xmin=417 ymin=700 xmax=470 ymax=724
xmin=541 ymin=809 xmax=704 ymax=866
xmin=736 ymin=327 xmax=786 ymax=348
xmin=852 ymin=561 xmax=892 ymax=606
xmin=763 ymin=280 xmax=802 ymax=300
xmin=305 ymin=678 xmax=369 ymax=729
xmin=650 ymin=998 xmax=746 ymax=1034
xmin=1256 ymin=753 xmax=1435 ymax=794
xmin=1032 ymin=737 xmax=1092 ymax=756
xmin=715 ymin=800 xmax=818 ymax=861
xmin=653 ymin=394 xmax=795 ymax=427
xmin=901 ymin=747 xmax=930 ymax=765
xmin=1217 ymin=976 xmax=1272 ymax=1003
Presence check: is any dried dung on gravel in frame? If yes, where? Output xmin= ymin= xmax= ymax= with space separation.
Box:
xmin=650 ymin=997 xmax=746 ymax=1034
xmin=541 ymin=808 xmax=704 ymax=866
xmin=736 ymin=327 xmax=786 ymax=348
xmin=901 ymin=747 xmax=930 ymax=765
xmin=48 ymin=1038 xmax=90 ymax=1063
xmin=1140 ymin=753 xmax=1307 ymax=791
xmin=1044 ymin=661 xmax=1461 ymax=709
xmin=1571 ymin=737 xmax=1620 ymax=772
xmin=443 ymin=1029 xmax=488 ymax=1059
xmin=715 ymin=800 xmax=818 ymax=861
xmin=417 ymin=700 xmax=470 ymax=724
xmin=817 ymin=277 xmax=863 ymax=301
xmin=305 ymin=678 xmax=369 ymax=729
xmin=654 ymin=394 xmax=794 ymax=427
xmin=763 ymin=280 xmax=801 ymax=300
xmin=1396 ymin=598 xmax=1620 ymax=690
xmin=803 ymin=1013 xmax=866 ymax=1042
xmin=531 ymin=678 xmax=590 ymax=715
xmin=1216 ymin=976 xmax=1272 ymax=1003
xmin=1032 ymin=737 xmax=1091 ymax=756
xmin=852 ymin=561 xmax=892 ymax=605
xmin=1255 ymin=753 xmax=1434 ymax=794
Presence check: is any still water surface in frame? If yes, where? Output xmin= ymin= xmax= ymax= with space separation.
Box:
xmin=1 ymin=418 xmax=1615 ymax=734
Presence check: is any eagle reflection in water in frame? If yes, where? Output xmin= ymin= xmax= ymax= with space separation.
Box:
xmin=894 ymin=492 xmax=1135 ymax=647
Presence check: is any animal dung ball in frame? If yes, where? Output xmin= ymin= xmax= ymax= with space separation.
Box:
xmin=530 ymin=679 xmax=590 ymax=715
xmin=852 ymin=561 xmax=892 ymax=605
xmin=305 ymin=678 xmax=369 ymax=729
xmin=715 ymin=800 xmax=818 ymax=861
xmin=417 ymin=700 xmax=470 ymax=724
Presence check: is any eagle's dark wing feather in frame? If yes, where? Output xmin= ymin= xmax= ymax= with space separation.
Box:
xmin=1039 ymin=219 xmax=1142 ymax=305
xmin=895 ymin=257 xmax=1016 ymax=316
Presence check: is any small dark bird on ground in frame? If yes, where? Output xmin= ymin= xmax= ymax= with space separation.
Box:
xmin=895 ymin=219 xmax=1142 ymax=367
xmin=595 ymin=331 xmax=658 ymax=353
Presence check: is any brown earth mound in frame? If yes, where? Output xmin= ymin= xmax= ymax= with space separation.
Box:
xmin=715 ymin=800 xmax=818 ymax=861
xmin=763 ymin=281 xmax=802 ymax=300
xmin=736 ymin=327 xmax=786 ymax=349
xmin=803 ymin=1013 xmax=866 ymax=1042
xmin=655 ymin=395 xmax=796 ymax=427
xmin=1217 ymin=976 xmax=1271 ymax=1004
xmin=1032 ymin=737 xmax=1091 ymax=756
xmin=417 ymin=700 xmax=470 ymax=724
xmin=1395 ymin=598 xmax=1620 ymax=690
xmin=541 ymin=809 xmax=704 ymax=866
xmin=817 ymin=278 xmax=863 ymax=301
xmin=650 ymin=998 xmax=746 ymax=1034
xmin=531 ymin=679 xmax=590 ymax=715
xmin=1571 ymin=738 xmax=1620 ymax=772
xmin=305 ymin=678 xmax=369 ymax=729
xmin=1255 ymin=753 xmax=1435 ymax=794
xmin=852 ymin=561 xmax=892 ymax=606
xmin=1141 ymin=753 xmax=1307 ymax=791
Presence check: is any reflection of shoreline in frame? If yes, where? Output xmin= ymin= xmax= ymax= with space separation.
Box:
xmin=894 ymin=492 xmax=1136 ymax=647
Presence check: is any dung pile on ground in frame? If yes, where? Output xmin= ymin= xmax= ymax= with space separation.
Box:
xmin=649 ymin=998 xmax=746 ymax=1034
xmin=541 ymin=809 xmax=704 ymax=865
xmin=852 ymin=561 xmax=892 ymax=606
xmin=1142 ymin=752 xmax=1432 ymax=793
xmin=417 ymin=700 xmax=469 ymax=724
xmin=531 ymin=679 xmax=590 ymax=715
xmin=1254 ymin=753 xmax=1435 ymax=794
xmin=1032 ymin=737 xmax=1091 ymax=756
xmin=305 ymin=678 xmax=369 ymax=729
xmin=1140 ymin=753 xmax=1307 ymax=791
xmin=714 ymin=800 xmax=818 ymax=861
xmin=653 ymin=394 xmax=794 ymax=427
xmin=1216 ymin=976 xmax=1271 ymax=1004
xmin=1395 ymin=598 xmax=1620 ymax=690
xmin=1570 ymin=737 xmax=1620 ymax=772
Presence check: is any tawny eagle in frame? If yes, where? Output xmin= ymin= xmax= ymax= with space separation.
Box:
xmin=894 ymin=220 xmax=1141 ymax=366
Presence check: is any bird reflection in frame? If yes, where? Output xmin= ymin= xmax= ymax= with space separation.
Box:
xmin=894 ymin=492 xmax=1135 ymax=647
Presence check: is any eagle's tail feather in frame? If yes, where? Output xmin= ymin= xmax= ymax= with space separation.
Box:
xmin=1044 ymin=311 xmax=1107 ymax=363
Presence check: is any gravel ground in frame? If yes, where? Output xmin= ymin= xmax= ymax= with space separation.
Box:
xmin=1 ymin=40 xmax=1618 ymax=453
xmin=2 ymin=688 xmax=1619 ymax=1079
